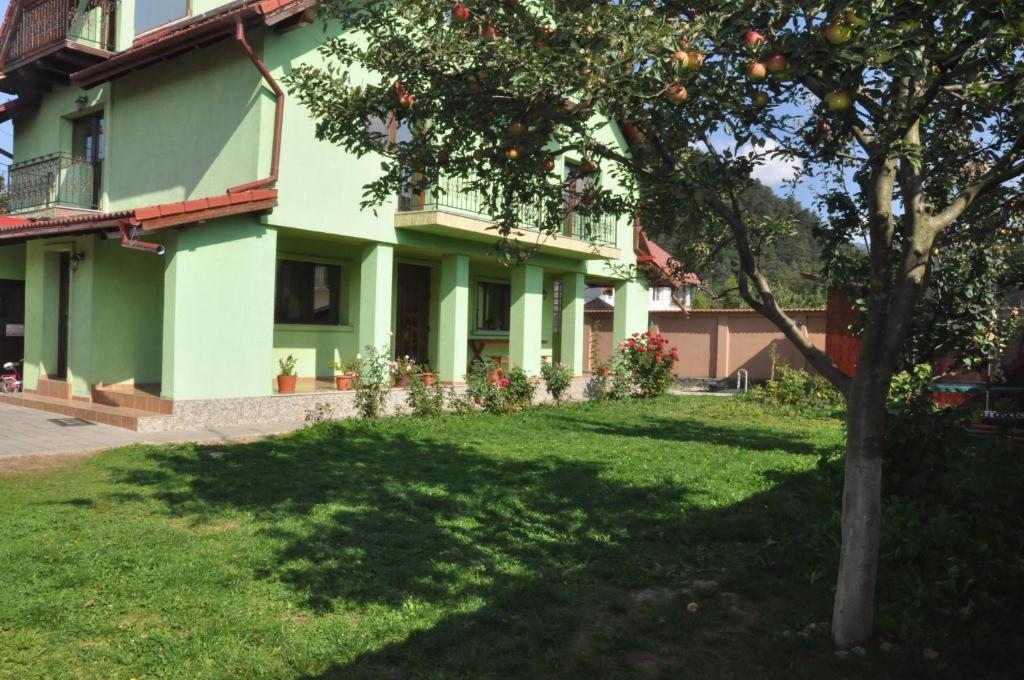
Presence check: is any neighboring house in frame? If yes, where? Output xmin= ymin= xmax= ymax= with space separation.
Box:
xmin=0 ymin=0 xmax=655 ymax=427
xmin=584 ymin=231 xmax=700 ymax=313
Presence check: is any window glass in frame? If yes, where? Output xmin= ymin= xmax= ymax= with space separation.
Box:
xmin=135 ymin=0 xmax=189 ymax=34
xmin=275 ymin=260 xmax=342 ymax=325
xmin=552 ymin=280 xmax=563 ymax=329
xmin=476 ymin=282 xmax=511 ymax=332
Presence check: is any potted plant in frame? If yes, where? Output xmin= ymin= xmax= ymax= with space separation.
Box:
xmin=277 ymin=355 xmax=298 ymax=394
xmin=417 ymin=363 xmax=438 ymax=386
xmin=391 ymin=355 xmax=417 ymax=388
xmin=330 ymin=357 xmax=361 ymax=391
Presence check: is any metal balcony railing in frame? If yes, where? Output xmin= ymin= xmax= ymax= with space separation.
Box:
xmin=398 ymin=175 xmax=618 ymax=248
xmin=6 ymin=0 xmax=117 ymax=64
xmin=8 ymin=152 xmax=102 ymax=213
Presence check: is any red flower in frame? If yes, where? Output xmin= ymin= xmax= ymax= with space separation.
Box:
xmin=655 ymin=354 xmax=662 ymax=362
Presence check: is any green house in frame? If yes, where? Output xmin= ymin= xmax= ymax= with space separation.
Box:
xmin=0 ymin=0 xmax=654 ymax=428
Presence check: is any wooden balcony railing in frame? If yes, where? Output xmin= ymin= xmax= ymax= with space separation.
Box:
xmin=5 ymin=0 xmax=116 ymax=65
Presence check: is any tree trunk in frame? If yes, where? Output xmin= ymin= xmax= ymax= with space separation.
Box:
xmin=831 ymin=367 xmax=890 ymax=648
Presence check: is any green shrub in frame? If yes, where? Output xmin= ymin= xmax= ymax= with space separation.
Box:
xmin=540 ymin=361 xmax=573 ymax=402
xmin=617 ymin=331 xmax=679 ymax=398
xmin=465 ymin=360 xmax=535 ymax=414
xmin=354 ymin=345 xmax=391 ymax=418
xmin=406 ymin=374 xmax=446 ymax=417
xmin=746 ymin=365 xmax=844 ymax=416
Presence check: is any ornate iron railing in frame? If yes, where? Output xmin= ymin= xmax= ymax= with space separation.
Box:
xmin=8 ymin=152 xmax=102 ymax=212
xmin=398 ymin=175 xmax=618 ymax=248
xmin=6 ymin=0 xmax=117 ymax=63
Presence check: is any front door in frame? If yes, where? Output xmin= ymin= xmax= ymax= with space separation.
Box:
xmin=395 ymin=264 xmax=431 ymax=364
xmin=56 ymin=252 xmax=70 ymax=379
xmin=0 ymin=279 xmax=25 ymax=367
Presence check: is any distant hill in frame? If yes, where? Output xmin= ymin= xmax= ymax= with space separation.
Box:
xmin=648 ymin=182 xmax=826 ymax=309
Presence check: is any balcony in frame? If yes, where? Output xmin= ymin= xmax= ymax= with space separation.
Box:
xmin=395 ymin=176 xmax=620 ymax=259
xmin=0 ymin=0 xmax=117 ymax=95
xmin=8 ymin=152 xmax=102 ymax=215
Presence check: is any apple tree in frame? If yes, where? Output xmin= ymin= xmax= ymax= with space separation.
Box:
xmin=287 ymin=0 xmax=1024 ymax=647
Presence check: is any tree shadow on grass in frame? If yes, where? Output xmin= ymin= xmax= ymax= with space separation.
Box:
xmin=547 ymin=411 xmax=836 ymax=456
xmin=109 ymin=419 xmax=930 ymax=679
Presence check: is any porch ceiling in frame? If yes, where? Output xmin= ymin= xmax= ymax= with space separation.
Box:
xmin=395 ymin=210 xmax=621 ymax=261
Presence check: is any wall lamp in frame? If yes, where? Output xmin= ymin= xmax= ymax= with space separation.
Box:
xmin=69 ymin=251 xmax=86 ymax=272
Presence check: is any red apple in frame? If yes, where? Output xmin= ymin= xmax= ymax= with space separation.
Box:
xmin=665 ymin=83 xmax=689 ymax=104
xmin=398 ymin=92 xmax=415 ymax=108
xmin=543 ymin=159 xmax=556 ymax=172
xmin=746 ymin=62 xmax=767 ymax=81
xmin=507 ymin=121 xmax=525 ymax=136
xmin=825 ymin=90 xmax=853 ymax=112
xmin=579 ymin=158 xmax=597 ymax=174
xmin=744 ymin=30 xmax=765 ymax=50
xmin=451 ymin=3 xmax=470 ymax=22
xmin=766 ymin=54 xmax=788 ymax=73
xmin=752 ymin=91 xmax=770 ymax=107
xmin=481 ymin=25 xmax=498 ymax=41
xmin=823 ymin=22 xmax=852 ymax=45
xmin=672 ymin=50 xmax=690 ymax=66
xmin=506 ymin=147 xmax=520 ymax=161
xmin=686 ymin=51 xmax=704 ymax=70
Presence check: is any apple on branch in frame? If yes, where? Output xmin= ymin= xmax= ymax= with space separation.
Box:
xmin=825 ymin=90 xmax=853 ymax=112
xmin=823 ymin=22 xmax=853 ymax=45
xmin=743 ymin=30 xmax=765 ymax=50
xmin=451 ymin=3 xmax=470 ymax=23
xmin=746 ymin=62 xmax=767 ymax=81
xmin=665 ymin=84 xmax=689 ymax=104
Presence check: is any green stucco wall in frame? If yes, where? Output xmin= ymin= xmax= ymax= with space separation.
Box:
xmin=105 ymin=39 xmax=264 ymax=210
xmin=162 ymin=218 xmax=277 ymax=400
xmin=0 ymin=245 xmax=25 ymax=280
xmin=90 ymin=237 xmax=165 ymax=386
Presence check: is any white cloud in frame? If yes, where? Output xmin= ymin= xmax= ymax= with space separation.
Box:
xmin=738 ymin=139 xmax=803 ymax=187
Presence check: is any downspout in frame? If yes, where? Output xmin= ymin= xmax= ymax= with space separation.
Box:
xmin=120 ymin=221 xmax=165 ymax=255
xmin=228 ymin=13 xmax=284 ymax=194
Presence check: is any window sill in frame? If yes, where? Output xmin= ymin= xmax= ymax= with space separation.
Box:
xmin=274 ymin=324 xmax=354 ymax=333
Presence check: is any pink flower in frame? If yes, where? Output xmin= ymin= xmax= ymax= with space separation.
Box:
xmin=655 ymin=354 xmax=662 ymax=362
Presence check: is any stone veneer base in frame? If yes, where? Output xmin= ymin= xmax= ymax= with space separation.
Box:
xmin=133 ymin=378 xmax=594 ymax=433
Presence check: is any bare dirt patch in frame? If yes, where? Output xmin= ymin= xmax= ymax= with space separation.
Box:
xmin=0 ymin=451 xmax=100 ymax=478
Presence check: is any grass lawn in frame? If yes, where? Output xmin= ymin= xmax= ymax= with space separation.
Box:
xmin=0 ymin=397 xmax=1013 ymax=678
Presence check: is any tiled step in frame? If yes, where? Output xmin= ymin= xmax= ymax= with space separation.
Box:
xmin=92 ymin=386 xmax=173 ymax=414
xmin=0 ymin=392 xmax=170 ymax=431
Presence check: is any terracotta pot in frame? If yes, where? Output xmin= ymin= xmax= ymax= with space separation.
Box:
xmin=277 ymin=375 xmax=297 ymax=394
xmin=394 ymin=375 xmax=410 ymax=388
xmin=335 ymin=375 xmax=354 ymax=391
xmin=598 ymin=368 xmax=610 ymax=378
xmin=421 ymin=372 xmax=437 ymax=387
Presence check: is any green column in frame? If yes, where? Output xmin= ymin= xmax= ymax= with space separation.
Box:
xmin=510 ymin=263 xmax=543 ymax=376
xmin=162 ymin=218 xmax=277 ymax=400
xmin=437 ymin=253 xmax=469 ymax=383
xmin=560 ymin=272 xmax=586 ymax=376
xmin=613 ymin=278 xmax=649 ymax=345
xmin=358 ymin=242 xmax=394 ymax=354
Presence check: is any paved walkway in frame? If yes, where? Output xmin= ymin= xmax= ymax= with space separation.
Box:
xmin=0 ymin=402 xmax=304 ymax=460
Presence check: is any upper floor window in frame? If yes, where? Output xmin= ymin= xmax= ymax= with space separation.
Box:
xmin=135 ymin=0 xmax=189 ymax=35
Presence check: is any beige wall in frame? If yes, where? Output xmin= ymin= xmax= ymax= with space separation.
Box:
xmin=584 ymin=309 xmax=828 ymax=381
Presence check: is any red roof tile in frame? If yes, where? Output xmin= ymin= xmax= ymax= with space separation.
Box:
xmin=0 ymin=191 xmax=278 ymax=240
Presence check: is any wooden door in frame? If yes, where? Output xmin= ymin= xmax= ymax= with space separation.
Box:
xmin=395 ymin=264 xmax=431 ymax=364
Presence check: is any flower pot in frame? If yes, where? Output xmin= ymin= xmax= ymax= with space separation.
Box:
xmin=394 ymin=375 xmax=410 ymax=389
xmin=420 ymin=372 xmax=437 ymax=387
xmin=598 ymin=368 xmax=610 ymax=378
xmin=277 ymin=375 xmax=297 ymax=395
xmin=335 ymin=375 xmax=354 ymax=391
